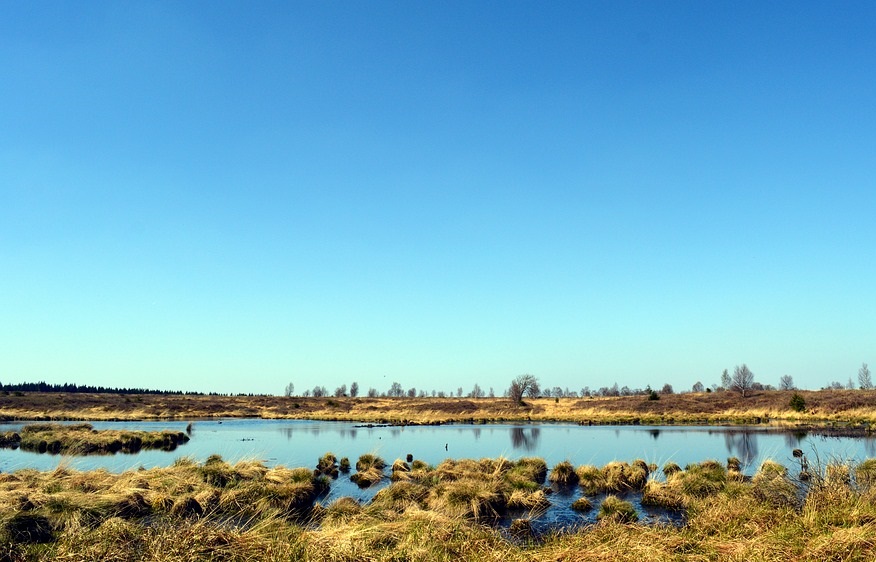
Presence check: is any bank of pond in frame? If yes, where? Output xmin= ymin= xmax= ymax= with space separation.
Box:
xmin=3 ymin=451 xmax=876 ymax=561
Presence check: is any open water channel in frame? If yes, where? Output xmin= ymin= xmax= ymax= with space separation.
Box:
xmin=2 ymin=420 xmax=874 ymax=531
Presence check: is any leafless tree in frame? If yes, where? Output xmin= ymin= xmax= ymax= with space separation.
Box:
xmin=692 ymin=381 xmax=704 ymax=393
xmin=859 ymin=363 xmax=873 ymax=390
xmin=349 ymin=381 xmax=359 ymax=397
xmin=779 ymin=375 xmax=795 ymax=391
xmin=731 ymin=364 xmax=755 ymax=397
xmin=388 ymin=382 xmax=404 ymax=397
xmin=720 ymin=369 xmax=732 ymax=391
xmin=283 ymin=382 xmax=295 ymax=397
xmin=508 ymin=374 xmax=540 ymax=405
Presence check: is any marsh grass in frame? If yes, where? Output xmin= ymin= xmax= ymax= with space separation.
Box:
xmin=548 ymin=460 xmax=578 ymax=485
xmin=5 ymin=456 xmax=876 ymax=561
xmin=350 ymin=454 xmax=386 ymax=488
xmin=2 ymin=423 xmax=190 ymax=455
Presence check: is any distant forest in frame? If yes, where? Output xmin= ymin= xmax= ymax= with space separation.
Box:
xmin=0 ymin=381 xmax=203 ymax=396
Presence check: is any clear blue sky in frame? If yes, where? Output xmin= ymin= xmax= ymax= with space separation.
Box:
xmin=2 ymin=1 xmax=874 ymax=396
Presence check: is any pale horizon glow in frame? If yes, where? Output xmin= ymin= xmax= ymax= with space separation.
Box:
xmin=2 ymin=1 xmax=874 ymax=396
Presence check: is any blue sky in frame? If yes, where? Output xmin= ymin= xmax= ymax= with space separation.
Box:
xmin=2 ymin=1 xmax=874 ymax=395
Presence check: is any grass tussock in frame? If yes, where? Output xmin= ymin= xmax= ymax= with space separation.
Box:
xmin=4 ymin=456 xmax=876 ymax=561
xmin=576 ymin=460 xmax=650 ymax=495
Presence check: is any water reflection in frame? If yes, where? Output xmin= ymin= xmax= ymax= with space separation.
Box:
xmin=784 ymin=432 xmax=807 ymax=449
xmin=723 ymin=430 xmax=759 ymax=468
xmin=649 ymin=429 xmax=661 ymax=440
xmin=510 ymin=427 xmax=541 ymax=451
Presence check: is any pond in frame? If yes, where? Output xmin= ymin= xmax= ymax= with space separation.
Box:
xmin=2 ymin=420 xmax=874 ymax=531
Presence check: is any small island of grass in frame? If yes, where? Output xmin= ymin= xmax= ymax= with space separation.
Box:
xmin=0 ymin=423 xmax=189 ymax=455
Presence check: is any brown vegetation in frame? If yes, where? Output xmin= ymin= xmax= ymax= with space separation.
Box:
xmin=2 ymin=389 xmax=876 ymax=428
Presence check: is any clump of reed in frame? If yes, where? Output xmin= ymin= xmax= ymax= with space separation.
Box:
xmin=576 ymin=460 xmax=649 ymax=494
xmin=596 ymin=495 xmax=638 ymax=523
xmin=316 ymin=452 xmax=339 ymax=477
xmin=855 ymin=458 xmax=876 ymax=488
xmin=641 ymin=459 xmax=730 ymax=510
xmin=570 ymin=497 xmax=592 ymax=511
xmin=350 ymin=454 xmax=386 ymax=488
xmin=677 ymin=460 xmax=727 ymax=498
xmin=548 ymin=460 xmax=579 ymax=485
xmin=751 ymin=460 xmax=798 ymax=508
xmin=322 ymin=496 xmax=361 ymax=523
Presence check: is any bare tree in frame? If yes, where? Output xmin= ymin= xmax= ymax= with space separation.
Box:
xmin=731 ymin=364 xmax=755 ymax=397
xmin=692 ymin=381 xmax=704 ymax=393
xmin=333 ymin=384 xmax=347 ymax=398
xmin=388 ymin=382 xmax=404 ymax=397
xmin=660 ymin=383 xmax=674 ymax=395
xmin=349 ymin=381 xmax=359 ymax=397
xmin=779 ymin=375 xmax=795 ymax=391
xmin=283 ymin=382 xmax=295 ymax=397
xmin=508 ymin=374 xmax=540 ymax=405
xmin=470 ymin=384 xmax=485 ymax=398
xmin=859 ymin=363 xmax=873 ymax=390
xmin=312 ymin=385 xmax=327 ymax=398
xmin=720 ymin=369 xmax=732 ymax=391
xmin=367 ymin=387 xmax=378 ymax=398
xmin=407 ymin=387 xmax=416 ymax=398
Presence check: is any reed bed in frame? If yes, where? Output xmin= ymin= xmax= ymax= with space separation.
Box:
xmin=3 ymin=455 xmax=876 ymax=560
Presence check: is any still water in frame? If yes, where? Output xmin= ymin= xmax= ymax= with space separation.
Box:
xmin=2 ymin=420 xmax=873 ymax=530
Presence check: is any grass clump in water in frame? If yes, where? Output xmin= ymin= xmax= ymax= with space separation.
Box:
xmin=597 ymin=495 xmax=638 ymax=523
xmin=350 ymin=454 xmax=386 ymax=488
xmin=548 ymin=460 xmax=579 ymax=485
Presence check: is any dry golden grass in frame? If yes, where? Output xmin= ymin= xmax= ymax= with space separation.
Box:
xmin=3 ymin=389 xmax=876 ymax=428
xmin=4 ymin=455 xmax=876 ymax=560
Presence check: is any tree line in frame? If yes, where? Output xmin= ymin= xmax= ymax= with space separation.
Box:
xmin=0 ymin=381 xmax=203 ymax=395
xmin=283 ymin=362 xmax=873 ymax=401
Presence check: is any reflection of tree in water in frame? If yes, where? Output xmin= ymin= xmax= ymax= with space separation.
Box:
xmin=473 ymin=428 xmax=481 ymax=441
xmin=784 ymin=431 xmax=807 ymax=449
xmin=649 ymin=429 xmax=661 ymax=440
xmin=510 ymin=427 xmax=541 ymax=451
xmin=865 ymin=437 xmax=876 ymax=457
xmin=723 ymin=430 xmax=758 ymax=468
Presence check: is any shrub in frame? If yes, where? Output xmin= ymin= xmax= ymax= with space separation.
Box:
xmin=790 ymin=393 xmax=806 ymax=412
